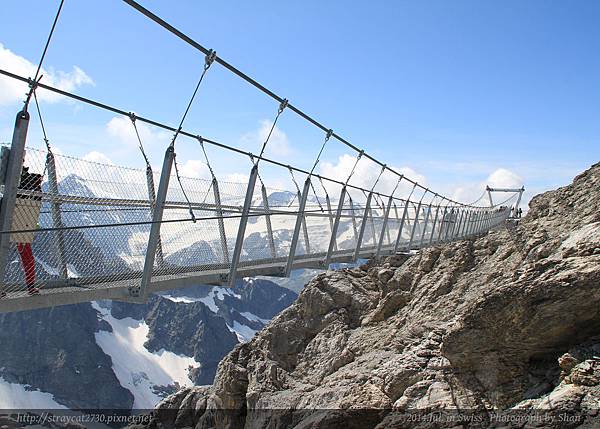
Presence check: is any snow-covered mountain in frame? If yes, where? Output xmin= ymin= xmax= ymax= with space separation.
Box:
xmin=0 ymin=278 xmax=298 ymax=410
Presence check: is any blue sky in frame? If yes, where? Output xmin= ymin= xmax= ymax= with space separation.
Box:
xmin=1 ymin=0 xmax=598 ymax=206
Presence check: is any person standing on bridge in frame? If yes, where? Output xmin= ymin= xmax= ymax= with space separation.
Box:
xmin=10 ymin=166 xmax=43 ymax=295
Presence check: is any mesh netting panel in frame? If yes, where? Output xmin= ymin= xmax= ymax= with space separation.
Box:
xmin=156 ymin=175 xmax=246 ymax=275
xmin=1 ymin=147 xmax=151 ymax=296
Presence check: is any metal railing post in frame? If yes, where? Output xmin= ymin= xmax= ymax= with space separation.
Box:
xmin=214 ymin=178 xmax=230 ymax=262
xmin=349 ymin=196 xmax=358 ymax=245
xmin=325 ymin=186 xmax=346 ymax=266
xmin=453 ymin=209 xmax=465 ymax=240
xmin=394 ymin=200 xmax=410 ymax=252
xmin=46 ymin=151 xmax=68 ymax=278
xmin=299 ymin=191 xmax=311 ymax=255
xmin=408 ymin=201 xmax=423 ymax=250
xmin=428 ymin=202 xmax=443 ymax=245
xmin=460 ymin=210 xmax=471 ymax=238
xmin=325 ymin=193 xmax=337 ymax=252
xmin=145 ymin=164 xmax=164 ymax=267
xmin=418 ymin=201 xmax=434 ymax=248
xmin=471 ymin=210 xmax=482 ymax=236
xmin=368 ymin=204 xmax=377 ymax=246
xmin=450 ymin=208 xmax=460 ymax=241
xmin=353 ymin=191 xmax=373 ymax=261
xmin=285 ymin=177 xmax=311 ymax=276
xmin=261 ymin=183 xmax=276 ymax=259
xmin=228 ymin=165 xmax=259 ymax=286
xmin=477 ymin=210 xmax=487 ymax=235
xmin=466 ymin=210 xmax=475 ymax=237
xmin=443 ymin=208 xmax=453 ymax=242
xmin=136 ymin=144 xmax=174 ymax=298
xmin=0 ymin=110 xmax=30 ymax=293
xmin=437 ymin=207 xmax=449 ymax=242
xmin=376 ymin=194 xmax=394 ymax=257
xmin=515 ymin=187 xmax=524 ymax=212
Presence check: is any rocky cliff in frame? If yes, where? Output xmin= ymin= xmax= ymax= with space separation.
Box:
xmin=146 ymin=162 xmax=600 ymax=428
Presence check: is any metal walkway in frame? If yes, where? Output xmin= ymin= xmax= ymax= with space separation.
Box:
xmin=0 ymin=0 xmax=524 ymax=313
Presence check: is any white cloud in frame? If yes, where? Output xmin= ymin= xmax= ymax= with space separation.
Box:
xmin=318 ymin=153 xmax=427 ymax=200
xmin=486 ymin=168 xmax=523 ymax=189
xmin=82 ymin=150 xmax=114 ymax=165
xmin=224 ymin=173 xmax=249 ymax=184
xmin=240 ymin=120 xmax=291 ymax=157
xmin=105 ymin=115 xmax=171 ymax=150
xmin=451 ymin=167 xmax=524 ymax=206
xmin=0 ymin=43 xmax=94 ymax=106
xmin=177 ymin=159 xmax=211 ymax=180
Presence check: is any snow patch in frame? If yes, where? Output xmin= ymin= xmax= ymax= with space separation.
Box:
xmin=161 ymin=286 xmax=240 ymax=313
xmin=0 ymin=377 xmax=68 ymax=409
xmin=92 ymin=302 xmax=197 ymax=409
xmin=227 ymin=321 xmax=258 ymax=343
xmin=240 ymin=311 xmax=270 ymax=325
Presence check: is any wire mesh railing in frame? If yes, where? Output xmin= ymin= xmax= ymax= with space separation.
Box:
xmin=0 ymin=0 xmax=521 ymax=312
xmin=0 ymin=145 xmax=513 ymax=304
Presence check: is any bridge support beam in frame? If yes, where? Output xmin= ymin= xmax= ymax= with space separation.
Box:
xmin=136 ymin=144 xmax=174 ymax=298
xmin=437 ymin=207 xmax=448 ymax=243
xmin=349 ymin=196 xmax=359 ymax=246
xmin=0 ymin=110 xmax=30 ymax=293
xmin=460 ymin=210 xmax=471 ymax=238
xmin=325 ymin=186 xmax=346 ymax=266
xmin=515 ymin=188 xmax=524 ymax=212
xmin=368 ymin=204 xmax=376 ymax=247
xmin=394 ymin=200 xmax=410 ymax=252
xmin=444 ymin=209 xmax=455 ymax=242
xmin=285 ymin=177 xmax=311 ymax=276
xmin=418 ymin=203 xmax=433 ymax=248
xmin=376 ymin=194 xmax=394 ymax=258
xmin=408 ymin=201 xmax=423 ymax=250
xmin=428 ymin=204 xmax=442 ymax=245
xmin=353 ymin=191 xmax=373 ymax=261
xmin=466 ymin=211 xmax=475 ymax=236
xmin=228 ymin=165 xmax=259 ymax=287
xmin=46 ymin=151 xmax=68 ymax=279
xmin=215 ymin=178 xmax=230 ymax=262
xmin=325 ymin=193 xmax=338 ymax=252
xmin=260 ymin=183 xmax=276 ymax=259
xmin=145 ymin=164 xmax=164 ymax=267
xmin=454 ymin=209 xmax=465 ymax=240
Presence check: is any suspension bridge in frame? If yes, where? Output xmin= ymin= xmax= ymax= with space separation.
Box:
xmin=0 ymin=0 xmax=524 ymax=314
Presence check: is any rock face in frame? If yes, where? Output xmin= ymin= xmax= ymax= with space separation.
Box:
xmin=147 ymin=162 xmax=600 ymax=428
xmin=143 ymin=296 xmax=239 ymax=385
xmin=0 ymin=303 xmax=134 ymax=409
xmin=0 ymin=278 xmax=298 ymax=410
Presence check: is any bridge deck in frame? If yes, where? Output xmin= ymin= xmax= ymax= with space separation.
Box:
xmin=0 ymin=245 xmax=393 ymax=313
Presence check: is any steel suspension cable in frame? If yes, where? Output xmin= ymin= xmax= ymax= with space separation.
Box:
xmin=195 ymin=136 xmax=217 ymax=205
xmin=257 ymin=99 xmax=288 ymax=162
xmin=197 ymin=136 xmax=216 ymax=179
xmin=32 ymin=90 xmax=51 ymax=153
xmin=119 ymin=0 xmax=473 ymax=207
xmin=0 ymin=68 xmax=488 ymax=209
xmin=345 ymin=151 xmax=364 ymax=186
xmin=129 ymin=113 xmax=151 ymax=168
xmin=309 ymin=129 xmax=333 ymax=175
xmin=169 ymin=49 xmax=217 ymax=222
xmin=304 ymin=129 xmax=333 ymax=211
xmin=24 ymin=0 xmax=65 ymax=109
xmin=287 ymin=167 xmax=302 ymax=207
xmin=370 ymin=164 xmax=387 ymax=192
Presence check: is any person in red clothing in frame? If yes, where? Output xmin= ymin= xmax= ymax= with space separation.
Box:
xmin=11 ymin=166 xmax=43 ymax=295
